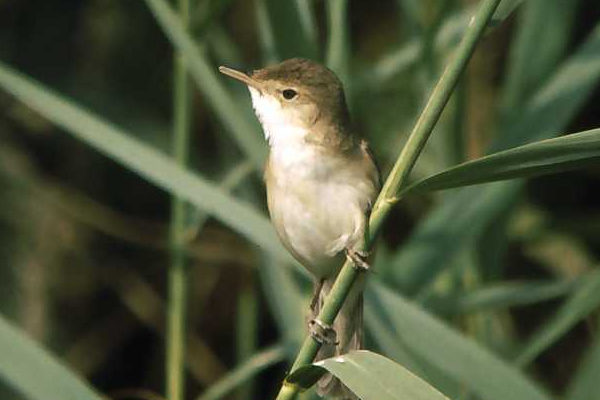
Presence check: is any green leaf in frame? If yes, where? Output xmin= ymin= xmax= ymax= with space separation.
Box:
xmin=0 ymin=315 xmax=103 ymax=400
xmin=386 ymin=21 xmax=600 ymax=292
xmin=364 ymin=305 xmax=463 ymax=399
xmin=448 ymin=279 xmax=579 ymax=314
xmin=0 ymin=61 xmax=292 ymax=265
xmin=403 ymin=128 xmax=600 ymax=194
xmin=500 ymin=0 xmax=579 ymax=115
xmin=491 ymin=0 xmax=527 ymax=25
xmin=515 ymin=270 xmax=600 ymax=366
xmin=325 ymin=0 xmax=350 ymax=81
xmin=288 ymin=350 xmax=450 ymax=400
xmin=262 ymin=0 xmax=318 ymax=60
xmin=365 ymin=9 xmax=469 ymax=88
xmin=143 ymin=0 xmax=266 ymax=166
xmin=565 ymin=326 xmax=600 ymax=400
xmin=366 ymin=285 xmax=552 ymax=400
xmin=259 ymin=253 xmax=306 ymax=346
xmin=197 ymin=344 xmax=287 ymax=400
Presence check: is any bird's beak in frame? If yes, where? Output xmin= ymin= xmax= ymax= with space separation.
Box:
xmin=219 ymin=66 xmax=262 ymax=93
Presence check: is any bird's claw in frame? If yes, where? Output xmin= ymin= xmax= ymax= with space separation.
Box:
xmin=309 ymin=318 xmax=338 ymax=345
xmin=345 ymin=248 xmax=371 ymax=272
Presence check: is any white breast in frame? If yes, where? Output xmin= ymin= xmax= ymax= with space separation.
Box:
xmin=267 ymin=145 xmax=370 ymax=278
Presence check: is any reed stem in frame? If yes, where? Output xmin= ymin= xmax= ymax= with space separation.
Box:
xmin=167 ymin=0 xmax=192 ymax=398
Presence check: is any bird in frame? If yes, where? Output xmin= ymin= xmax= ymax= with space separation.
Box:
xmin=219 ymin=58 xmax=380 ymax=399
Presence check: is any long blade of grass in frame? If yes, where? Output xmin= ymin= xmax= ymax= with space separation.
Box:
xmin=166 ymin=0 xmax=193 ymax=398
xmin=288 ymin=350 xmax=451 ymax=400
xmin=143 ymin=0 xmax=266 ymax=167
xmin=365 ymin=300 xmax=463 ymax=399
xmin=500 ymin=0 xmax=578 ymax=117
xmin=565 ymin=327 xmax=600 ymax=400
xmin=386 ymin=22 xmax=600 ymax=291
xmin=403 ymin=128 xmax=600 ymax=194
xmin=367 ymin=0 xmax=520 ymax=90
xmin=364 ymin=9 xmax=469 ymax=89
xmin=367 ymin=285 xmax=552 ymax=400
xmin=490 ymin=0 xmax=527 ymax=25
xmin=197 ymin=344 xmax=287 ymax=400
xmin=515 ymin=270 xmax=600 ymax=366
xmin=447 ymin=278 xmax=580 ymax=314
xmin=259 ymin=253 xmax=306 ymax=347
xmin=0 ymin=61 xmax=292 ymax=264
xmin=0 ymin=315 xmax=103 ymax=400
xmin=325 ymin=0 xmax=350 ymax=81
xmin=262 ymin=0 xmax=318 ymax=60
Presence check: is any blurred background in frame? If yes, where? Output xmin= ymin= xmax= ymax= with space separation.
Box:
xmin=0 ymin=0 xmax=599 ymax=399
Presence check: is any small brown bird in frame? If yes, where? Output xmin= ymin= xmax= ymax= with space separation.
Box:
xmin=220 ymin=58 xmax=379 ymax=399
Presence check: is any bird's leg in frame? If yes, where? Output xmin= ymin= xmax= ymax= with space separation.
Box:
xmin=345 ymin=247 xmax=371 ymax=271
xmin=308 ymin=318 xmax=338 ymax=345
xmin=310 ymin=278 xmax=325 ymax=312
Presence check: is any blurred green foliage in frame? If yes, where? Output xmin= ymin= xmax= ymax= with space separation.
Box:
xmin=0 ymin=0 xmax=599 ymax=400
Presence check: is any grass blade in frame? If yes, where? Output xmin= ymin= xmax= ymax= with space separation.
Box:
xmin=403 ymin=128 xmax=600 ymax=194
xmin=0 ymin=61 xmax=291 ymax=264
xmin=143 ymin=0 xmax=266 ymax=166
xmin=0 ymin=315 xmax=103 ymax=400
xmin=448 ymin=279 xmax=580 ymax=314
xmin=288 ymin=350 xmax=451 ymax=400
xmin=325 ymin=0 xmax=350 ymax=81
xmin=491 ymin=0 xmax=527 ymax=25
xmin=515 ymin=271 xmax=600 ymax=366
xmin=166 ymin=0 xmax=193 ymax=398
xmin=565 ymin=328 xmax=600 ymax=400
xmin=500 ymin=0 xmax=578 ymax=116
xmin=259 ymin=253 xmax=306 ymax=347
xmin=387 ymin=21 xmax=600 ymax=291
xmin=262 ymin=0 xmax=318 ymax=60
xmin=368 ymin=285 xmax=552 ymax=400
xmin=197 ymin=345 xmax=287 ymax=400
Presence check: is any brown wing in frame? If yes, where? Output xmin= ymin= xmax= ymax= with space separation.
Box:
xmin=360 ymin=139 xmax=382 ymax=194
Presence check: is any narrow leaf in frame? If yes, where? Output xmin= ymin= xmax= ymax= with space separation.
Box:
xmin=143 ymin=0 xmax=266 ymax=166
xmin=0 ymin=61 xmax=291 ymax=264
xmin=0 ymin=315 xmax=103 ymax=400
xmin=197 ymin=345 xmax=287 ymax=400
xmin=262 ymin=0 xmax=318 ymax=60
xmin=404 ymin=128 xmax=600 ymax=194
xmin=491 ymin=0 xmax=527 ymax=25
xmin=367 ymin=285 xmax=552 ymax=400
xmin=387 ymin=22 xmax=600 ymax=291
xmin=565 ymin=328 xmax=600 ymax=400
xmin=259 ymin=253 xmax=306 ymax=347
xmin=449 ymin=279 xmax=579 ymax=314
xmin=288 ymin=351 xmax=450 ymax=400
xmin=515 ymin=270 xmax=600 ymax=366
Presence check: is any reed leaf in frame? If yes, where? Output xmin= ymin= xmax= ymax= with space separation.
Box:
xmin=402 ymin=128 xmax=600 ymax=194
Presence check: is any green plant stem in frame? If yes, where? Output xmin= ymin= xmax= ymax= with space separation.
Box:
xmin=273 ymin=0 xmax=501 ymax=399
xmin=167 ymin=0 xmax=192 ymax=399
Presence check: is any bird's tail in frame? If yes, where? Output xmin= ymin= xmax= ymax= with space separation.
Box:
xmin=312 ymin=275 xmax=364 ymax=400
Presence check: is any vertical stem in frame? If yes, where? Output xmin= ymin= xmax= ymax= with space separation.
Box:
xmin=167 ymin=0 xmax=192 ymax=399
xmin=235 ymin=274 xmax=258 ymax=400
xmin=325 ymin=0 xmax=349 ymax=80
xmin=370 ymin=0 xmax=501 ymax=228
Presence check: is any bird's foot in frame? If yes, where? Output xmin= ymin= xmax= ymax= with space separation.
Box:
xmin=309 ymin=318 xmax=338 ymax=345
xmin=345 ymin=248 xmax=371 ymax=272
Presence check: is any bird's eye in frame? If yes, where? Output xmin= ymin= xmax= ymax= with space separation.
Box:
xmin=282 ymin=89 xmax=297 ymax=100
